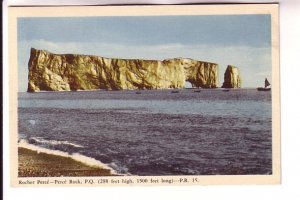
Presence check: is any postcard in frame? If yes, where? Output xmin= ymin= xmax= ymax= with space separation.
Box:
xmin=8 ymin=4 xmax=280 ymax=186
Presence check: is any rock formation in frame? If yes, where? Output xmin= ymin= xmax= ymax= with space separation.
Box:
xmin=27 ymin=48 xmax=219 ymax=92
xmin=221 ymin=65 xmax=242 ymax=88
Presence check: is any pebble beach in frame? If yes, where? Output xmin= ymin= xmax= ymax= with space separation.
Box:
xmin=18 ymin=147 xmax=115 ymax=177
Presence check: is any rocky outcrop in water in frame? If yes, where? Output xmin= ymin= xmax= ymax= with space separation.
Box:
xmin=221 ymin=65 xmax=242 ymax=88
xmin=27 ymin=48 xmax=219 ymax=92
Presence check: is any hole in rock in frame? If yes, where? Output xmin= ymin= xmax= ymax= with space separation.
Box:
xmin=185 ymin=81 xmax=192 ymax=88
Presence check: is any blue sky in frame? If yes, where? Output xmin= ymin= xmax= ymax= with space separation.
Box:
xmin=18 ymin=15 xmax=271 ymax=91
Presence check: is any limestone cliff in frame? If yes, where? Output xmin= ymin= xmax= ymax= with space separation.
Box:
xmin=221 ymin=65 xmax=242 ymax=88
xmin=27 ymin=48 xmax=218 ymax=92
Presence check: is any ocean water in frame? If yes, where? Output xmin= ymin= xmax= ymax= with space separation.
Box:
xmin=18 ymin=89 xmax=272 ymax=175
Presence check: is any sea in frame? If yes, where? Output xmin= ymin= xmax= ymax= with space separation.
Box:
xmin=18 ymin=89 xmax=272 ymax=176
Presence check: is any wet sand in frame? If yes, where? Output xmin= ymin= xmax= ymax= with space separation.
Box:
xmin=18 ymin=147 xmax=115 ymax=177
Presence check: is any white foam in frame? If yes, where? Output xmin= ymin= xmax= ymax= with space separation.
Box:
xmin=109 ymin=162 xmax=132 ymax=176
xmin=28 ymin=120 xmax=36 ymax=125
xmin=30 ymin=137 xmax=83 ymax=148
xmin=18 ymin=139 xmax=118 ymax=175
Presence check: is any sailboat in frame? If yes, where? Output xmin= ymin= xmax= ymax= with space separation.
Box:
xmin=257 ymin=78 xmax=271 ymax=91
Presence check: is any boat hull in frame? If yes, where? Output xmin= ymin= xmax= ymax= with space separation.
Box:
xmin=257 ymin=87 xmax=271 ymax=91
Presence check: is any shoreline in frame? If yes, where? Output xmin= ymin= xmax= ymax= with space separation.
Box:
xmin=18 ymin=147 xmax=117 ymax=177
xmin=19 ymin=87 xmax=258 ymax=94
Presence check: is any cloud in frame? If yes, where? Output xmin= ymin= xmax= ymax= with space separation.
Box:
xmin=254 ymin=70 xmax=272 ymax=77
xmin=18 ymin=40 xmax=272 ymax=92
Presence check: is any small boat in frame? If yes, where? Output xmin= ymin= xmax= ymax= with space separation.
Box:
xmin=135 ymin=91 xmax=141 ymax=94
xmin=222 ymin=89 xmax=230 ymax=92
xmin=171 ymin=90 xmax=179 ymax=93
xmin=193 ymin=90 xmax=201 ymax=93
xmin=257 ymin=78 xmax=271 ymax=91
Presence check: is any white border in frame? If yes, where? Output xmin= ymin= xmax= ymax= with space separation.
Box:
xmin=8 ymin=4 xmax=280 ymax=187
xmin=7 ymin=0 xmax=279 ymax=6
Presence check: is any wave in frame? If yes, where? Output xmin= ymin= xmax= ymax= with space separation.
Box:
xmin=18 ymin=139 xmax=119 ymax=175
xmin=29 ymin=137 xmax=83 ymax=148
xmin=28 ymin=120 xmax=36 ymax=125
